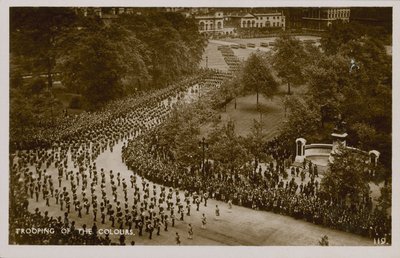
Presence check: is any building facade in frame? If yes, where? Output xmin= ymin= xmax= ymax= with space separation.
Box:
xmin=240 ymin=12 xmax=286 ymax=29
xmin=195 ymin=11 xmax=225 ymax=35
xmin=195 ymin=10 xmax=286 ymax=36
xmin=256 ymin=13 xmax=285 ymax=28
xmin=302 ymin=7 xmax=350 ymax=31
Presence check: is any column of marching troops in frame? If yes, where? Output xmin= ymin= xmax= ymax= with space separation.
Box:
xmin=9 ymin=51 xmax=392 ymax=245
xmin=10 ymin=70 xmax=228 ymax=245
xmin=218 ymin=45 xmax=241 ymax=75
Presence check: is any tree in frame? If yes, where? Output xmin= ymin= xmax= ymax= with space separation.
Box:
xmin=245 ymin=119 xmax=267 ymax=171
xmin=272 ymin=34 xmax=307 ymax=94
xmin=175 ymin=117 xmax=201 ymax=167
xmin=10 ymin=7 xmax=77 ymax=88
xmin=280 ymin=95 xmax=321 ymax=147
xmin=10 ymin=89 xmax=64 ymax=147
xmin=219 ymin=74 xmax=243 ymax=111
xmin=241 ymin=51 xmax=278 ymax=108
xmin=320 ymin=18 xmax=392 ymax=55
xmin=377 ymin=182 xmax=391 ymax=215
xmin=59 ymin=32 xmax=125 ymax=108
xmin=320 ymin=20 xmax=365 ymax=55
xmin=102 ymin=24 xmax=151 ymax=94
xmin=10 ymin=90 xmax=34 ymax=140
xmin=29 ymin=77 xmax=46 ymax=94
xmin=304 ymin=34 xmax=391 ymax=169
xmin=118 ymin=12 xmax=206 ymax=88
xmin=350 ymin=122 xmax=377 ymax=150
xmin=321 ymin=144 xmax=371 ymax=204
xmin=209 ymin=121 xmax=249 ymax=173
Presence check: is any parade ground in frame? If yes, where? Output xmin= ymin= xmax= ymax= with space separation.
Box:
xmin=25 ymin=79 xmax=374 ymax=246
xmin=28 ymin=139 xmax=374 ymax=246
xmin=24 ymin=37 xmax=381 ymax=246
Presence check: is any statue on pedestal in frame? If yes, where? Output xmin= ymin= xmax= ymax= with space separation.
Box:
xmin=333 ymin=113 xmax=347 ymax=134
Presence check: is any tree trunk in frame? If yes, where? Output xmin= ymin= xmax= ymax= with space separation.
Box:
xmin=234 ymin=97 xmax=237 ymax=109
xmin=287 ymin=82 xmax=291 ymax=95
xmin=284 ymin=105 xmax=287 ymax=117
xmin=256 ymin=91 xmax=259 ymax=109
xmin=47 ymin=58 xmax=53 ymax=89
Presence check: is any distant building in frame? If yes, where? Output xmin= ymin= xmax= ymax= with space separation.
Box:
xmin=195 ymin=10 xmax=286 ymax=36
xmin=302 ymin=7 xmax=350 ymax=31
xmin=165 ymin=7 xmax=184 ymax=12
xmin=240 ymin=12 xmax=285 ymax=29
xmin=350 ymin=7 xmax=392 ymax=31
xmin=195 ymin=11 xmax=225 ymax=36
xmin=282 ymin=8 xmax=305 ymax=30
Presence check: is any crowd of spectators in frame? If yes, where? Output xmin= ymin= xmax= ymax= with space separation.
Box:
xmin=122 ymin=123 xmax=391 ymax=244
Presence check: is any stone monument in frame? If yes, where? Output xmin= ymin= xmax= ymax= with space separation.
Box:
xmin=331 ymin=114 xmax=348 ymax=154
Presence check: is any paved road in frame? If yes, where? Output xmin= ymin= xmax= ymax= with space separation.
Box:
xmin=94 ymin=142 xmax=373 ymax=246
xmin=26 ymin=80 xmax=373 ymax=246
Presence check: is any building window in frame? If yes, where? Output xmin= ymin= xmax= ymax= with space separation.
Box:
xmin=217 ymin=21 xmax=222 ymax=29
xmin=199 ymin=21 xmax=205 ymax=31
xmin=273 ymin=22 xmax=275 ymax=26
xmin=242 ymin=20 xmax=246 ymax=27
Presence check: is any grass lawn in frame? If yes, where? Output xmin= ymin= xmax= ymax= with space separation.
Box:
xmin=52 ymin=85 xmax=84 ymax=115
xmin=199 ymin=38 xmax=308 ymax=140
xmin=200 ymin=92 xmax=285 ymax=139
xmin=200 ymin=82 xmax=308 ymax=140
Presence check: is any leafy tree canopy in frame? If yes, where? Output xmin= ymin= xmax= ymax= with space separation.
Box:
xmin=241 ymin=51 xmax=278 ymax=107
xmin=321 ymin=144 xmax=372 ymax=202
xmin=272 ymin=34 xmax=308 ymax=94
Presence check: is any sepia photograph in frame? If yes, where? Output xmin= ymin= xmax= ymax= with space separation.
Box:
xmin=1 ymin=0 xmax=399 ymax=257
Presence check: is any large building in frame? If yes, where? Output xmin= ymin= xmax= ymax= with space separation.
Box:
xmin=195 ymin=10 xmax=286 ymax=36
xmin=239 ymin=12 xmax=286 ymax=29
xmin=302 ymin=7 xmax=350 ymax=31
xmin=350 ymin=7 xmax=392 ymax=31
xmin=282 ymin=8 xmax=304 ymax=30
xmin=195 ymin=11 xmax=225 ymax=35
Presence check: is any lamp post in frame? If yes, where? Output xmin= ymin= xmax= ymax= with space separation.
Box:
xmin=206 ymin=56 xmax=208 ymax=69
xmin=198 ymin=137 xmax=208 ymax=175
xmin=198 ymin=83 xmax=202 ymax=98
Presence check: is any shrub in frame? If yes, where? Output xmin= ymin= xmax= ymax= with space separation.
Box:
xmin=69 ymin=96 xmax=82 ymax=109
xmin=30 ymin=77 xmax=46 ymax=94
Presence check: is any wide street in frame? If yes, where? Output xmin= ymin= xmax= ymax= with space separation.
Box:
xmin=28 ymin=133 xmax=373 ymax=246
xmin=27 ymin=74 xmax=374 ymax=246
